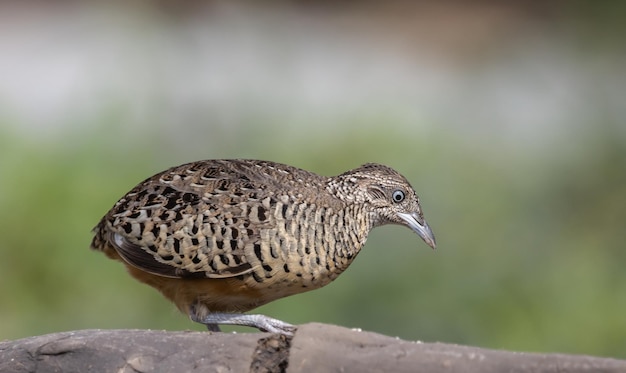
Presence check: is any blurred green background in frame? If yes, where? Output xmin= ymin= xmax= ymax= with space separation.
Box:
xmin=1 ymin=1 xmax=625 ymax=359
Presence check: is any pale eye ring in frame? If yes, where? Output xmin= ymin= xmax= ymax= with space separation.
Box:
xmin=392 ymin=190 xmax=405 ymax=203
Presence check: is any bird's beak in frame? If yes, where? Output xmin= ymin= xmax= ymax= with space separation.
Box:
xmin=397 ymin=212 xmax=436 ymax=249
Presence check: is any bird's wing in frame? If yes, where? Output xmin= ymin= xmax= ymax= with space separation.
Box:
xmin=96 ymin=160 xmax=296 ymax=279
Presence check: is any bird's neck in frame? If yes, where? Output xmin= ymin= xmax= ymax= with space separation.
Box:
xmin=323 ymin=177 xmax=373 ymax=266
xmin=324 ymin=204 xmax=372 ymax=274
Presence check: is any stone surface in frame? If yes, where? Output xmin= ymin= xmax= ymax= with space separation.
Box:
xmin=2 ymin=323 xmax=625 ymax=373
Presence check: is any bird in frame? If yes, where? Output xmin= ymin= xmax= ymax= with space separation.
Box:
xmin=91 ymin=159 xmax=436 ymax=335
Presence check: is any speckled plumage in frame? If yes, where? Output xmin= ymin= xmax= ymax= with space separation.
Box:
xmin=91 ymin=159 xmax=435 ymax=334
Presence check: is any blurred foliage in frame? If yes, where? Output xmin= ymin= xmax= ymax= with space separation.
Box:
xmin=1 ymin=115 xmax=625 ymax=359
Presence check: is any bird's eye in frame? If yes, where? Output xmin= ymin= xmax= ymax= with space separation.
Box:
xmin=392 ymin=190 xmax=405 ymax=203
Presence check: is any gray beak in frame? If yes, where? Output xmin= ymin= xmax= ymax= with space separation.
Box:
xmin=397 ymin=212 xmax=436 ymax=249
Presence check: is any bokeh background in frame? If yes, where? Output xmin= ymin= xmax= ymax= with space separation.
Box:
xmin=1 ymin=1 xmax=625 ymax=359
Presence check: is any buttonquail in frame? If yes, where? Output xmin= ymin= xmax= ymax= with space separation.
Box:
xmin=91 ymin=159 xmax=436 ymax=335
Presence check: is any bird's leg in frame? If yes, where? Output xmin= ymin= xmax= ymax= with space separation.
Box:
xmin=190 ymin=305 xmax=295 ymax=336
xmin=205 ymin=323 xmax=221 ymax=332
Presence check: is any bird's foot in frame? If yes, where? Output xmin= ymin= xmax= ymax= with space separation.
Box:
xmin=190 ymin=308 xmax=295 ymax=336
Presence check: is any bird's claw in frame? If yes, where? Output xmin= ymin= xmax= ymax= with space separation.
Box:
xmin=258 ymin=318 xmax=296 ymax=336
xmin=190 ymin=310 xmax=296 ymax=336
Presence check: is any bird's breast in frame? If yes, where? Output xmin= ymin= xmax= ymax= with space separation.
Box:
xmin=241 ymin=202 xmax=370 ymax=296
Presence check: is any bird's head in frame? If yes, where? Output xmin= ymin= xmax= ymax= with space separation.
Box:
xmin=328 ymin=163 xmax=436 ymax=249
